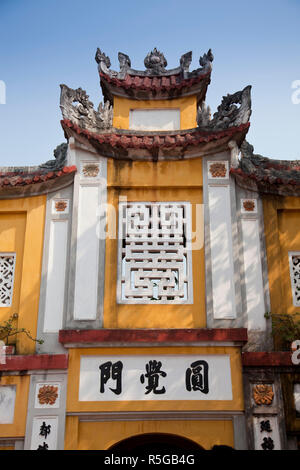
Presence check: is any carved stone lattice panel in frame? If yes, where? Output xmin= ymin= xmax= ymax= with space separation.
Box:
xmin=117 ymin=202 xmax=193 ymax=304
xmin=0 ymin=254 xmax=16 ymax=307
xmin=289 ymin=252 xmax=300 ymax=306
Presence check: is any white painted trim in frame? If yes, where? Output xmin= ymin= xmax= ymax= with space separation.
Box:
xmin=43 ymin=220 xmax=68 ymax=332
xmin=241 ymin=219 xmax=266 ymax=330
xmin=73 ymin=184 xmax=100 ymax=320
xmin=208 ymin=185 xmax=236 ymax=319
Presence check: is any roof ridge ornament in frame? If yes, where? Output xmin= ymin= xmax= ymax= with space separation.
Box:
xmin=95 ymin=48 xmax=111 ymax=69
xmin=39 ymin=143 xmax=68 ymax=170
xmin=59 ymin=84 xmax=113 ymax=133
xmin=197 ymin=85 xmax=252 ymax=130
xmin=199 ymin=49 xmax=214 ymax=69
xmin=144 ymin=48 xmax=167 ymax=74
xmin=118 ymin=52 xmax=131 ymax=73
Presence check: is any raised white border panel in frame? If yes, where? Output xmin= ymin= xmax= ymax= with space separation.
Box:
xmin=43 ymin=220 xmax=68 ymax=332
xmin=208 ymin=185 xmax=236 ymax=319
xmin=79 ymin=354 xmax=232 ymax=402
xmin=241 ymin=219 xmax=266 ymax=330
xmin=30 ymin=416 xmax=58 ymax=450
xmin=129 ymin=109 xmax=180 ymax=131
xmin=253 ymin=416 xmax=281 ymax=450
xmin=74 ymin=184 xmax=100 ymax=320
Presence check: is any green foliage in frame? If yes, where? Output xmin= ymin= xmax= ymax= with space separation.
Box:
xmin=0 ymin=313 xmax=44 ymax=345
xmin=269 ymin=313 xmax=300 ymax=350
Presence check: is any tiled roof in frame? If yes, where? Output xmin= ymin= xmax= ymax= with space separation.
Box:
xmin=0 ymin=165 xmax=76 ymax=188
xmin=62 ymin=119 xmax=249 ymax=150
xmin=231 ymin=143 xmax=300 ymax=195
xmin=100 ymin=70 xmax=211 ymax=93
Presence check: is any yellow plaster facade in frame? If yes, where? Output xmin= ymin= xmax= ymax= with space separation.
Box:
xmin=113 ymin=95 xmax=197 ymax=130
xmin=0 ymin=196 xmax=46 ymax=354
xmin=263 ymin=196 xmax=300 ymax=317
xmin=65 ymin=417 xmax=234 ymax=450
xmin=104 ymin=158 xmax=205 ymax=328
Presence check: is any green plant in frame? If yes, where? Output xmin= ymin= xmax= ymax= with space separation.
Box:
xmin=270 ymin=313 xmax=300 ymax=350
xmin=0 ymin=313 xmax=44 ymax=345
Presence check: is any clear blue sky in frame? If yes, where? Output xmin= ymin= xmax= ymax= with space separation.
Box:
xmin=0 ymin=0 xmax=299 ymax=166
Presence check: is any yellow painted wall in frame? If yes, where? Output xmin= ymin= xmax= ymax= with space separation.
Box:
xmin=66 ymin=346 xmax=244 ymax=413
xmin=113 ymin=96 xmax=197 ymax=130
xmin=263 ymin=196 xmax=300 ymax=316
xmin=65 ymin=416 xmax=234 ymax=450
xmin=0 ymin=375 xmax=30 ymax=438
xmin=0 ymin=196 xmax=46 ymax=354
xmin=105 ymin=158 xmax=205 ymax=329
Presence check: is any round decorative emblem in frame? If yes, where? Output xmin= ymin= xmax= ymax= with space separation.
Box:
xmin=55 ymin=200 xmax=68 ymax=212
xmin=253 ymin=384 xmax=274 ymax=405
xmin=38 ymin=385 xmax=58 ymax=405
xmin=82 ymin=163 xmax=100 ymax=178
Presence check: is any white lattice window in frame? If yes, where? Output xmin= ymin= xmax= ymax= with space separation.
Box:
xmin=0 ymin=254 xmax=16 ymax=307
xmin=117 ymin=202 xmax=193 ymax=304
xmin=289 ymin=252 xmax=300 ymax=306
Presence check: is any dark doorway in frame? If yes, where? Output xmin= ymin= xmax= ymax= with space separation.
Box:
xmin=109 ymin=433 xmax=204 ymax=453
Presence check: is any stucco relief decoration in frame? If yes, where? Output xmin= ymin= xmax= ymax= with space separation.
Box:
xmin=253 ymin=384 xmax=274 ymax=406
xmin=209 ymin=162 xmax=227 ymax=178
xmin=55 ymin=200 xmax=68 ymax=212
xmin=0 ymin=254 xmax=16 ymax=307
xmin=242 ymin=200 xmax=256 ymax=212
xmin=144 ymin=48 xmax=167 ymax=74
xmin=60 ymin=84 xmax=113 ymax=133
xmin=197 ymin=85 xmax=251 ymax=130
xmin=290 ymin=254 xmax=300 ymax=305
xmin=82 ymin=163 xmax=100 ymax=178
xmin=37 ymin=385 xmax=58 ymax=406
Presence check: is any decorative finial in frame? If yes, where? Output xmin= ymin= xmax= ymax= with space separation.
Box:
xmin=144 ymin=48 xmax=167 ymax=74
xmin=95 ymin=48 xmax=111 ymax=68
xmin=199 ymin=49 xmax=214 ymax=68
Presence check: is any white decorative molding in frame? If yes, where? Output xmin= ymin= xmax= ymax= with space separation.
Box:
xmin=117 ymin=202 xmax=193 ymax=304
xmin=0 ymin=253 xmax=16 ymax=307
xmin=241 ymin=219 xmax=266 ymax=330
xmin=74 ymin=184 xmax=100 ymax=319
xmin=207 ymin=161 xmax=229 ymax=179
xmin=253 ymin=416 xmax=281 ymax=450
xmin=43 ymin=220 xmax=68 ymax=332
xmin=0 ymin=385 xmax=16 ymax=424
xmin=129 ymin=109 xmax=180 ymax=131
xmin=288 ymin=252 xmax=300 ymax=306
xmin=51 ymin=198 xmax=70 ymax=215
xmin=34 ymin=383 xmax=61 ymax=409
xmin=79 ymin=354 xmax=232 ymax=402
xmin=241 ymin=198 xmax=257 ymax=214
xmin=208 ymin=186 xmax=236 ymax=318
xmin=80 ymin=161 xmax=101 ymax=180
xmin=30 ymin=416 xmax=58 ymax=450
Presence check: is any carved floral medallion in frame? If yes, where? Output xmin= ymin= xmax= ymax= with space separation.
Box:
xmin=38 ymin=385 xmax=59 ymax=406
xmin=209 ymin=162 xmax=227 ymax=178
xmin=242 ymin=200 xmax=256 ymax=212
xmin=55 ymin=200 xmax=68 ymax=212
xmin=253 ymin=384 xmax=274 ymax=406
xmin=82 ymin=163 xmax=100 ymax=178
